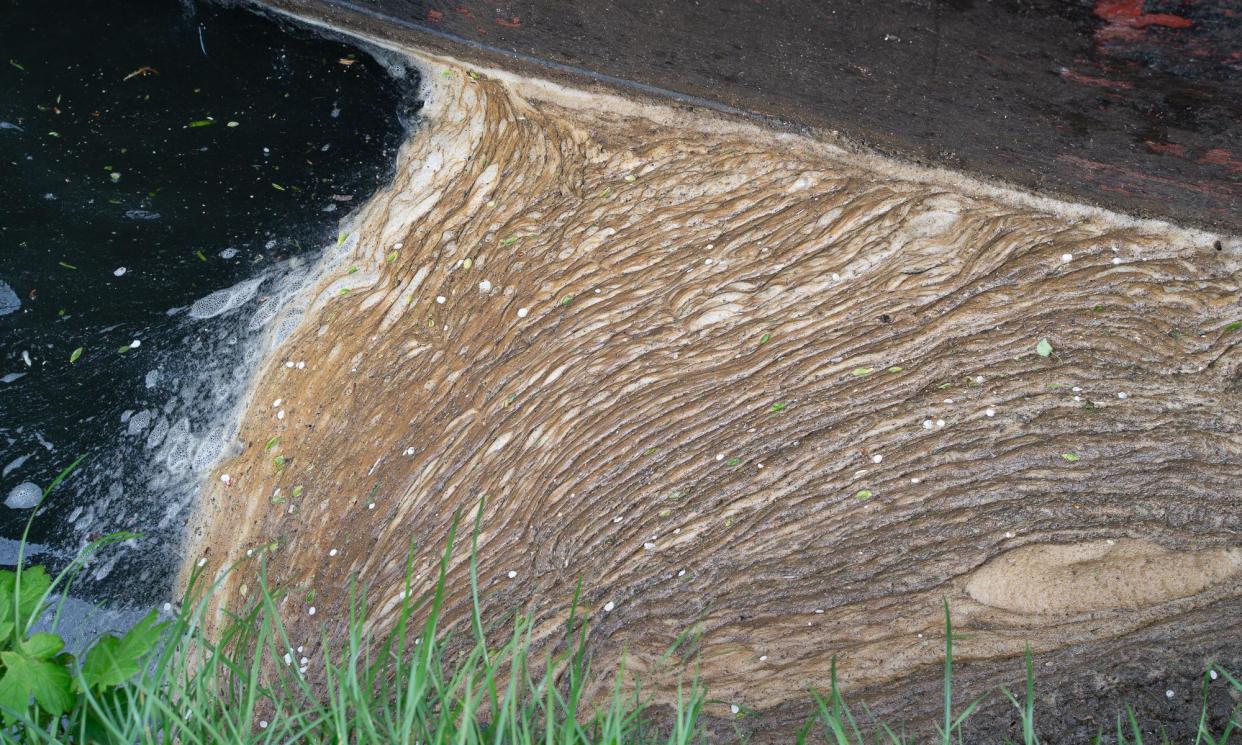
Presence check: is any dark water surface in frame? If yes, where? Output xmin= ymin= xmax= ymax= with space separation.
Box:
xmin=0 ymin=0 xmax=417 ymax=619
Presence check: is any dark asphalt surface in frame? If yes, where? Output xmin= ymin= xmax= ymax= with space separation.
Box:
xmin=253 ymin=0 xmax=1241 ymax=233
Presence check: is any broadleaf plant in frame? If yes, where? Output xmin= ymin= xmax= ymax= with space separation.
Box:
xmin=0 ymin=456 xmax=160 ymax=729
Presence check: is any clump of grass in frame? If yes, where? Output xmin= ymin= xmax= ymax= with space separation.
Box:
xmin=798 ymin=601 xmax=1241 ymax=745
xmin=3 ymin=464 xmax=1241 ymax=743
xmin=3 ymin=504 xmax=703 ymax=743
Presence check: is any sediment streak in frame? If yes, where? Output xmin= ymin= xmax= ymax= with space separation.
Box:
xmin=185 ymin=42 xmax=1242 ymax=737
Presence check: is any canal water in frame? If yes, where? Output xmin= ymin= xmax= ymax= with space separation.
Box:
xmin=0 ymin=0 xmax=417 ymax=622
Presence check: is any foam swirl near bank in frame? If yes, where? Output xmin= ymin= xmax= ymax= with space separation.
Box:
xmin=183 ymin=35 xmax=1242 ymax=737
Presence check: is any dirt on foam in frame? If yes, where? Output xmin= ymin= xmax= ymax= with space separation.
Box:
xmin=181 ymin=27 xmax=1242 ymax=740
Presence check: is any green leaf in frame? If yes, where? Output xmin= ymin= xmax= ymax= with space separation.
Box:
xmin=20 ymin=633 xmax=64 ymax=661
xmin=9 ymin=59 xmax=25 ymax=71
xmin=1036 ymin=338 xmax=1053 ymax=357
xmin=854 ymin=489 xmax=873 ymax=500
xmin=852 ymin=367 xmax=873 ymax=377
xmin=57 ymin=261 xmax=77 ymax=270
xmin=69 ymin=347 xmax=83 ymax=364
xmin=195 ymin=250 xmax=207 ymax=262
xmin=559 ymin=295 xmax=574 ymax=307
xmin=0 ymin=665 xmax=27 ymax=722
xmin=758 ymin=333 xmax=771 ymax=345
xmin=79 ymin=610 xmax=164 ymax=691
xmin=80 ymin=608 xmax=163 ymax=690
xmin=1061 ymin=452 xmax=1080 ymax=462
xmin=386 ymin=251 xmax=399 ymax=263
xmin=501 ymin=236 xmax=520 ymax=246
xmin=273 ymin=455 xmax=286 ymax=469
xmin=887 ymin=366 xmax=903 ymax=373
xmin=725 ymin=457 xmax=740 ymax=466
xmin=271 ymin=183 xmax=286 ymax=192
xmin=769 ymin=402 xmax=787 ymax=413
xmin=8 ymin=566 xmax=51 ymax=630
xmin=265 ymin=436 xmax=280 ymax=452
xmin=0 ymin=650 xmax=72 ymax=715
xmin=1226 ymin=321 xmax=1242 ymax=332
xmin=187 ymin=119 xmax=214 ymax=128
xmin=291 ymin=485 xmax=303 ymax=498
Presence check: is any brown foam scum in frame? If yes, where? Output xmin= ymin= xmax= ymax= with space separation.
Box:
xmin=183 ymin=42 xmax=1242 ymax=736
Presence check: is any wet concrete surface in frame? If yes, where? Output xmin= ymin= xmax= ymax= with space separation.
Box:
xmin=251 ymin=0 xmax=1241 ymax=233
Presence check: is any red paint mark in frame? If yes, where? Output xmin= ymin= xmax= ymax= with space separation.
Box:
xmin=427 ymin=9 xmax=443 ymax=21
xmin=1095 ymin=0 xmax=1144 ymax=22
xmin=495 ymin=16 xmax=522 ymax=28
xmin=1134 ymin=13 xmax=1192 ymax=28
xmin=1199 ymin=148 xmax=1242 ymax=174
xmin=1059 ymin=67 xmax=1134 ymax=90
xmin=1094 ymin=0 xmax=1192 ymax=30
xmin=1145 ymin=140 xmax=1187 ymax=157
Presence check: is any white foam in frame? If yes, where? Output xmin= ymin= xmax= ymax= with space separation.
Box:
xmin=0 ymin=281 xmax=20 ymax=316
xmin=2 ymin=454 xmax=31 ymax=478
xmin=127 ymin=410 xmax=153 ymax=436
xmin=5 ymin=482 xmax=41 ymax=509
xmin=188 ymin=277 xmax=265 ymax=320
xmin=146 ymin=417 xmax=170 ymax=450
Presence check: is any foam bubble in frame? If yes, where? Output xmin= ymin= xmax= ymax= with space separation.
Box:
xmin=188 ymin=277 xmax=265 ymax=320
xmin=146 ymin=417 xmax=170 ymax=450
xmin=273 ymin=313 xmax=303 ymax=348
xmin=5 ymin=482 xmax=41 ymax=509
xmin=162 ymin=419 xmax=193 ymax=472
xmin=191 ymin=428 xmax=226 ymax=472
xmin=127 ymin=410 xmax=153 ymax=436
xmin=248 ymin=299 xmax=280 ymax=331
